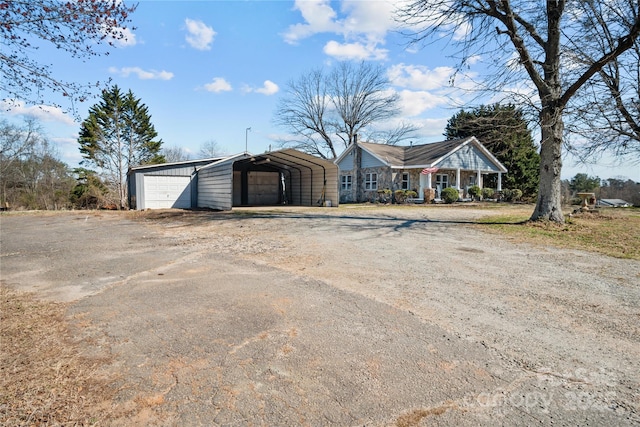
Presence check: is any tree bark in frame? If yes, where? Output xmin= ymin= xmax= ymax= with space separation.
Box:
xmin=531 ymin=104 xmax=565 ymax=222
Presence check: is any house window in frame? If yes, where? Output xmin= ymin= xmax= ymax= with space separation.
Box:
xmin=435 ymin=174 xmax=448 ymax=189
xmin=365 ymin=173 xmax=377 ymax=190
xmin=401 ymin=173 xmax=410 ymax=190
xmin=341 ymin=175 xmax=352 ymax=190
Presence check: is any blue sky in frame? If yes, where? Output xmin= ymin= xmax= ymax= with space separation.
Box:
xmin=2 ymin=0 xmax=638 ymax=181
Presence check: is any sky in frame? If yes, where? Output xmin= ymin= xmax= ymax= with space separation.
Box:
xmin=2 ymin=0 xmax=638 ymax=182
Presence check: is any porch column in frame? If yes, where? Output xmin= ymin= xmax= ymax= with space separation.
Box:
xmin=497 ymin=172 xmax=502 ymax=191
xmin=456 ymin=168 xmax=461 ymax=190
xmin=477 ymin=170 xmax=482 ymax=188
xmin=426 ymin=172 xmax=432 ymax=188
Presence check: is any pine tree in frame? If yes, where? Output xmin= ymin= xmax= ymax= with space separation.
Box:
xmin=78 ymin=85 xmax=164 ymax=209
xmin=445 ymin=104 xmax=540 ymax=198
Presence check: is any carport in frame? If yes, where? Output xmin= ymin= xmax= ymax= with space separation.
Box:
xmin=197 ymin=149 xmax=339 ymax=210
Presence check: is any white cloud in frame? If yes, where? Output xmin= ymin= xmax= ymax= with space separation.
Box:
xmin=283 ymin=0 xmax=340 ymax=44
xmin=113 ymin=26 xmax=137 ymax=47
xmin=185 ymin=18 xmax=216 ymax=50
xmin=398 ymin=90 xmax=450 ymax=117
xmin=339 ymin=0 xmax=397 ymax=43
xmin=323 ymin=40 xmax=388 ymax=61
xmin=255 ymin=80 xmax=280 ymax=96
xmin=102 ymin=24 xmax=137 ymax=47
xmin=283 ymin=0 xmax=398 ymax=60
xmin=108 ymin=66 xmax=174 ymax=80
xmin=411 ymin=117 xmax=451 ymax=139
xmin=0 ymin=99 xmax=76 ymax=126
xmin=204 ymin=77 xmax=232 ymax=93
xmin=467 ymin=55 xmax=481 ymax=65
xmin=242 ymin=80 xmax=280 ymax=96
xmin=387 ymin=64 xmax=456 ymax=90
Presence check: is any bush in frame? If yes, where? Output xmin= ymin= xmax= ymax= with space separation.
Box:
xmin=502 ymin=188 xmax=523 ymax=202
xmin=468 ymin=185 xmax=482 ymax=200
xmin=441 ymin=187 xmax=459 ymax=204
xmin=377 ymin=188 xmax=392 ymax=203
xmin=394 ymin=189 xmax=418 ymax=204
xmin=482 ymin=188 xmax=495 ymax=200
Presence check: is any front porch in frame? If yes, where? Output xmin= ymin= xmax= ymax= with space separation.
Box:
xmin=417 ymin=168 xmax=503 ymax=201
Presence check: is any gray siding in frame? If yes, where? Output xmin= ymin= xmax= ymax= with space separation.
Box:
xmin=337 ymin=150 xmax=355 ymax=171
xmin=130 ymin=166 xmax=196 ymax=210
xmin=438 ymin=144 xmax=498 ymax=171
xmin=128 ymin=162 xmax=210 ymax=210
xmin=198 ymin=161 xmax=233 ymax=210
xmin=361 ymin=150 xmax=384 ymax=168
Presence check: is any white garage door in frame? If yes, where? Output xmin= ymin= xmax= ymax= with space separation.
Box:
xmin=143 ymin=175 xmax=191 ymax=209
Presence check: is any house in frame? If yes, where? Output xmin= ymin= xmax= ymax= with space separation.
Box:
xmin=597 ymin=199 xmax=632 ymax=208
xmin=334 ymin=137 xmax=508 ymax=203
xmin=127 ymin=149 xmax=339 ymax=210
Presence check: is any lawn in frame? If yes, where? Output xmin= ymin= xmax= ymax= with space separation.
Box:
xmin=478 ymin=205 xmax=640 ymax=260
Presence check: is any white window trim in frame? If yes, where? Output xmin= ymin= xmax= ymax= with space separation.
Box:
xmin=365 ymin=173 xmax=378 ymax=190
xmin=435 ymin=174 xmax=448 ymax=188
xmin=401 ymin=172 xmax=410 ymax=190
xmin=341 ymin=175 xmax=352 ymax=190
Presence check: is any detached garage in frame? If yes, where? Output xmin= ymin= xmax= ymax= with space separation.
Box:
xmin=127 ymin=158 xmax=222 ymax=210
xmin=127 ymin=149 xmax=339 ymax=210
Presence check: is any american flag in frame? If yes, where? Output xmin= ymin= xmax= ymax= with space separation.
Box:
xmin=420 ymin=167 xmax=439 ymax=175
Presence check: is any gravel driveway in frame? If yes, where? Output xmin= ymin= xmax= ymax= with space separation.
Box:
xmin=1 ymin=207 xmax=639 ymax=425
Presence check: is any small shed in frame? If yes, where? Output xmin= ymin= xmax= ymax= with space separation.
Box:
xmin=127 ymin=149 xmax=339 ymax=210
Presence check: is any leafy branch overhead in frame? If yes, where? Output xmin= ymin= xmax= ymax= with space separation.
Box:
xmin=0 ymin=0 xmax=137 ymax=112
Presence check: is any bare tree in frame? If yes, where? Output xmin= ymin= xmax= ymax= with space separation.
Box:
xmin=162 ymin=146 xmax=192 ymax=163
xmin=1 ymin=0 xmax=137 ymax=113
xmin=397 ymin=0 xmax=640 ymax=222
xmin=198 ymin=139 xmax=227 ymax=158
xmin=274 ymin=69 xmax=337 ymax=159
xmin=362 ymin=122 xmax=418 ymax=146
xmin=0 ymin=117 xmax=73 ymax=209
xmin=274 ymin=62 xmax=412 ymax=159
xmin=566 ymin=12 xmax=640 ymax=162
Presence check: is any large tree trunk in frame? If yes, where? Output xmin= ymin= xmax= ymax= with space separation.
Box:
xmin=531 ymin=105 xmax=565 ymax=222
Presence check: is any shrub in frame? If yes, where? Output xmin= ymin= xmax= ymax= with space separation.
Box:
xmin=482 ymin=188 xmax=495 ymax=200
xmin=394 ymin=189 xmax=418 ymax=204
xmin=468 ymin=185 xmax=482 ymax=200
xmin=394 ymin=189 xmax=407 ymax=203
xmin=502 ymin=188 xmax=523 ymax=202
xmin=441 ymin=187 xmax=459 ymax=204
xmin=377 ymin=188 xmax=392 ymax=203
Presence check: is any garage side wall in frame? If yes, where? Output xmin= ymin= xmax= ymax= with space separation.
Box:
xmin=198 ymin=161 xmax=233 ymax=210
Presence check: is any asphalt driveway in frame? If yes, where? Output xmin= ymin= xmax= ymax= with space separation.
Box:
xmin=1 ymin=209 xmax=638 ymax=425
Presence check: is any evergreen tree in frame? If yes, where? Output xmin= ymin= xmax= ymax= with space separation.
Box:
xmin=78 ymin=85 xmax=164 ymax=209
xmin=569 ymin=174 xmax=601 ymax=194
xmin=445 ymin=104 xmax=540 ymax=198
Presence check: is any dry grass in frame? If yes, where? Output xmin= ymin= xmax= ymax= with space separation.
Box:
xmin=478 ymin=207 xmax=640 ymax=260
xmin=0 ymin=287 xmax=115 ymax=426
